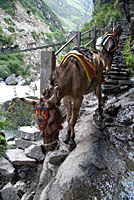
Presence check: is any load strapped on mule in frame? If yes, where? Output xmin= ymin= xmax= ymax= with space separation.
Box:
xmin=95 ymin=24 xmax=123 ymax=71
xmin=96 ymin=24 xmax=123 ymax=51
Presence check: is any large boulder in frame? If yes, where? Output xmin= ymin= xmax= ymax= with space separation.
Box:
xmin=0 ymin=157 xmax=15 ymax=178
xmin=0 ymin=182 xmax=20 ymax=200
xmin=5 ymin=74 xmax=17 ymax=85
xmin=5 ymin=149 xmax=36 ymax=165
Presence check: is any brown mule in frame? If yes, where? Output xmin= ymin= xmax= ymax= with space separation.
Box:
xmin=43 ymin=49 xmax=108 ymax=151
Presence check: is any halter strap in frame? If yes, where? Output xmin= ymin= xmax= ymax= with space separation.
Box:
xmin=34 ymin=107 xmax=54 ymax=111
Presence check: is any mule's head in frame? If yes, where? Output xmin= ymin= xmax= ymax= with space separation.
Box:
xmin=20 ymin=97 xmax=63 ymax=134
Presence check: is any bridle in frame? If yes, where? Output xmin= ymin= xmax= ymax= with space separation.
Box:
xmin=34 ymin=106 xmax=63 ymax=136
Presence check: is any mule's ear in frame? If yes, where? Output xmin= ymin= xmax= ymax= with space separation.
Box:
xmin=47 ymin=94 xmax=56 ymax=106
xmin=42 ymin=89 xmax=47 ymax=96
xmin=20 ymin=98 xmax=38 ymax=106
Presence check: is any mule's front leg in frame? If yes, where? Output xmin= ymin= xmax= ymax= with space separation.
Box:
xmin=69 ymin=97 xmax=82 ymax=151
xmin=63 ymin=98 xmax=72 ymax=144
xmin=96 ymin=82 xmax=104 ymax=108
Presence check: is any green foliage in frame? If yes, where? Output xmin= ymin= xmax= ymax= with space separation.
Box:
xmin=0 ymin=105 xmax=10 ymax=156
xmin=7 ymin=60 xmax=23 ymax=76
xmin=53 ymin=30 xmax=66 ymax=43
xmin=0 ymin=33 xmax=14 ymax=46
xmin=0 ymin=135 xmax=7 ymax=156
xmin=19 ymin=0 xmax=59 ymax=30
xmin=45 ymin=0 xmax=92 ymax=31
xmin=8 ymin=26 xmax=15 ymax=33
xmin=44 ymin=32 xmax=53 ymax=45
xmin=123 ymin=37 xmax=134 ymax=75
xmin=45 ymin=30 xmax=66 ymax=46
xmin=57 ymin=55 xmax=64 ymax=64
xmin=4 ymin=17 xmax=15 ymax=26
xmin=0 ymin=0 xmax=16 ymax=16
xmin=90 ymin=0 xmax=123 ymax=29
xmin=0 ymin=65 xmax=11 ymax=79
xmin=0 ymin=26 xmax=3 ymax=33
xmin=2 ymin=98 xmax=35 ymax=129
xmin=0 ymin=53 xmax=28 ymax=80
xmin=31 ymin=30 xmax=38 ymax=41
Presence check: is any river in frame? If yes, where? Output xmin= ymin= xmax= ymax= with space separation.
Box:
xmin=0 ymin=81 xmax=40 ymax=103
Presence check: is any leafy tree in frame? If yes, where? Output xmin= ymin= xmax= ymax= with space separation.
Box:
xmin=123 ymin=37 xmax=134 ymax=75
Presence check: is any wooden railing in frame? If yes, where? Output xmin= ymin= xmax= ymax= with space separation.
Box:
xmin=0 ymin=26 xmax=103 ymax=95
xmin=40 ymin=27 xmax=102 ymax=93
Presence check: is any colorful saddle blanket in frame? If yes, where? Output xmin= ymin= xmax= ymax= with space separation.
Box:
xmin=60 ymin=51 xmax=96 ymax=83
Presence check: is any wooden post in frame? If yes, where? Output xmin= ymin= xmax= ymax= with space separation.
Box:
xmin=73 ymin=31 xmax=81 ymax=48
xmin=40 ymin=51 xmax=56 ymax=96
xmin=90 ymin=26 xmax=96 ymax=50
xmin=67 ymin=31 xmax=81 ymax=49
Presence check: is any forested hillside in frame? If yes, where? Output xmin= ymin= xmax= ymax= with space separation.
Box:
xmin=45 ymin=0 xmax=93 ymax=31
xmin=0 ymin=0 xmax=66 ymax=81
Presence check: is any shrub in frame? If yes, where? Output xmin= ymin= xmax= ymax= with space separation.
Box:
xmin=123 ymin=37 xmax=134 ymax=75
xmin=4 ymin=17 xmax=15 ymax=26
xmin=0 ymin=65 xmax=11 ymax=79
xmin=0 ymin=134 xmax=7 ymax=157
xmin=8 ymin=26 xmax=15 ymax=32
xmin=0 ymin=53 xmax=27 ymax=80
xmin=2 ymin=98 xmax=35 ymax=129
xmin=0 ymin=105 xmax=10 ymax=157
xmin=52 ymin=30 xmax=66 ymax=43
xmin=31 ymin=30 xmax=38 ymax=41
xmin=0 ymin=33 xmax=14 ymax=46
xmin=86 ymin=0 xmax=123 ymax=30
xmin=0 ymin=26 xmax=3 ymax=33
xmin=7 ymin=60 xmax=24 ymax=76
xmin=0 ymin=0 xmax=16 ymax=16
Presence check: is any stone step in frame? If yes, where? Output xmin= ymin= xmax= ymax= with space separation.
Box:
xmin=102 ymin=85 xmax=129 ymax=95
xmin=103 ymin=79 xmax=118 ymax=85
xmin=103 ymin=79 xmax=132 ymax=86
xmin=103 ymin=71 xmax=129 ymax=77
xmin=107 ymin=67 xmax=128 ymax=72
xmin=18 ymin=126 xmax=41 ymax=141
xmin=5 ymin=149 xmax=36 ymax=165
xmin=108 ymin=75 xmax=129 ymax=80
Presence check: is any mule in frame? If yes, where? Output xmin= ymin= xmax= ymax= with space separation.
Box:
xmin=42 ymin=47 xmax=112 ymax=151
xmin=96 ymin=24 xmax=123 ymax=71
xmin=20 ymin=97 xmax=63 ymax=151
xmin=96 ymin=34 xmax=118 ymax=72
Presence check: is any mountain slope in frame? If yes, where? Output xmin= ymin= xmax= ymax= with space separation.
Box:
xmin=45 ymin=0 xmax=93 ymax=31
xmin=0 ymin=0 xmax=66 ymax=81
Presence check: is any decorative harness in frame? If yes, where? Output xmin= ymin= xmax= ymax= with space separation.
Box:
xmin=34 ymin=106 xmax=63 ymax=136
xmin=34 ymin=107 xmax=50 ymax=131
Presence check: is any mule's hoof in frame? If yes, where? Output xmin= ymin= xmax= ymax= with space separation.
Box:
xmin=68 ymin=140 xmax=76 ymax=151
xmin=41 ymin=145 xmax=46 ymax=154
xmin=63 ymin=134 xmax=70 ymax=144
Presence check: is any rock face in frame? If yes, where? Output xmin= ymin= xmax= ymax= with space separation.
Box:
xmin=1 ymin=182 xmax=20 ymax=200
xmin=118 ymin=0 xmax=134 ymax=52
xmin=0 ymin=157 xmax=15 ymax=178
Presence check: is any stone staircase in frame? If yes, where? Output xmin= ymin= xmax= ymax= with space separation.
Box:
xmin=102 ymin=21 xmax=133 ymax=95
